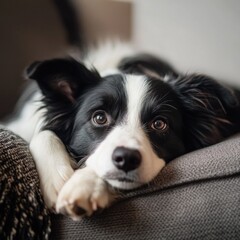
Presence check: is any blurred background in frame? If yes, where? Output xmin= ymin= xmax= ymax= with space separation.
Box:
xmin=0 ymin=0 xmax=240 ymax=118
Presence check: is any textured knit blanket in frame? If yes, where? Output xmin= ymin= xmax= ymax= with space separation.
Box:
xmin=0 ymin=128 xmax=51 ymax=239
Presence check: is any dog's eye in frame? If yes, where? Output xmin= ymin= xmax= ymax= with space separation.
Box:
xmin=151 ymin=119 xmax=168 ymax=132
xmin=92 ymin=110 xmax=110 ymax=126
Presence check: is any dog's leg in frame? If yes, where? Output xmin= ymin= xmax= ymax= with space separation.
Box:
xmin=29 ymin=130 xmax=74 ymax=210
xmin=56 ymin=167 xmax=114 ymax=220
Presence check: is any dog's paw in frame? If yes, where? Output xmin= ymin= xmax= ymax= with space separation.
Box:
xmin=42 ymin=165 xmax=74 ymax=210
xmin=56 ymin=167 xmax=113 ymax=220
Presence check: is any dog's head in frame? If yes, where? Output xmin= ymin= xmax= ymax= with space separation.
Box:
xmin=26 ymin=55 xmax=239 ymax=190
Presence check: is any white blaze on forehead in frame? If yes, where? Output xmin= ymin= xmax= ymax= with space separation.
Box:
xmin=124 ymin=75 xmax=149 ymax=128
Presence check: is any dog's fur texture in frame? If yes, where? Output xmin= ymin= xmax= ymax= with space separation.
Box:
xmin=5 ymin=42 xmax=240 ymax=220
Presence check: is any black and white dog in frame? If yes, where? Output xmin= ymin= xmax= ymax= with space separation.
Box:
xmin=5 ymin=43 xmax=240 ymax=220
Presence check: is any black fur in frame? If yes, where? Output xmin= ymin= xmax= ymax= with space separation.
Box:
xmin=141 ymin=78 xmax=185 ymax=162
xmin=118 ymin=54 xmax=178 ymax=78
xmin=168 ymin=74 xmax=240 ymax=151
xmin=26 ymin=58 xmax=101 ymax=144
xmin=119 ymin=54 xmax=240 ymax=152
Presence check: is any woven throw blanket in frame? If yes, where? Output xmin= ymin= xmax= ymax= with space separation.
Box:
xmin=0 ymin=128 xmax=51 ymax=239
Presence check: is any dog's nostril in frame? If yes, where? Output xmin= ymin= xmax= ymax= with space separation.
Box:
xmin=115 ymin=156 xmax=124 ymax=164
xmin=112 ymin=147 xmax=142 ymax=173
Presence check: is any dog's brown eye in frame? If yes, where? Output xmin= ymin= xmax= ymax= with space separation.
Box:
xmin=151 ymin=119 xmax=168 ymax=132
xmin=92 ymin=111 xmax=109 ymax=126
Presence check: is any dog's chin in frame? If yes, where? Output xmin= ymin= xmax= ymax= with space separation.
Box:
xmin=106 ymin=179 xmax=142 ymax=190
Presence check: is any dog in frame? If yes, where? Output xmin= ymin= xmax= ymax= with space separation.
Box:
xmin=5 ymin=42 xmax=240 ymax=220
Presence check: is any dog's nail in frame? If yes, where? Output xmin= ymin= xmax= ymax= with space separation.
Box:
xmin=91 ymin=201 xmax=98 ymax=211
xmin=72 ymin=205 xmax=87 ymax=216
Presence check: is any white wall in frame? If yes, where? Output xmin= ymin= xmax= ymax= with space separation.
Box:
xmin=133 ymin=0 xmax=240 ymax=87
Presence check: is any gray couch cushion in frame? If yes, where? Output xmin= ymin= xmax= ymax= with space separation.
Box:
xmin=51 ymin=134 xmax=240 ymax=239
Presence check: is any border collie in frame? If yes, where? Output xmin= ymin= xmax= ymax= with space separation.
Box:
xmin=5 ymin=42 xmax=240 ymax=220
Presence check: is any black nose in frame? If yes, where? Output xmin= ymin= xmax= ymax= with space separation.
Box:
xmin=112 ymin=147 xmax=141 ymax=173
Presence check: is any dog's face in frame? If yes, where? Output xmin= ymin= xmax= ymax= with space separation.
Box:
xmin=69 ymin=73 xmax=185 ymax=189
xmin=27 ymin=56 xmax=239 ymax=190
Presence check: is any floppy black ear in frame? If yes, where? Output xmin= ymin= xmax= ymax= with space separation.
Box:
xmin=118 ymin=53 xmax=178 ymax=79
xmin=26 ymin=58 xmax=100 ymax=103
xmin=168 ymin=74 xmax=240 ymax=151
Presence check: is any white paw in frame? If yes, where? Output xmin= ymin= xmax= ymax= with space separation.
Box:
xmin=41 ymin=165 xmax=74 ymax=210
xmin=56 ymin=167 xmax=113 ymax=220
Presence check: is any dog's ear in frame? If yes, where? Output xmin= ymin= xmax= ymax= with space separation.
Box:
xmin=118 ymin=53 xmax=178 ymax=79
xmin=26 ymin=58 xmax=100 ymax=104
xmin=168 ymin=74 xmax=239 ymax=151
